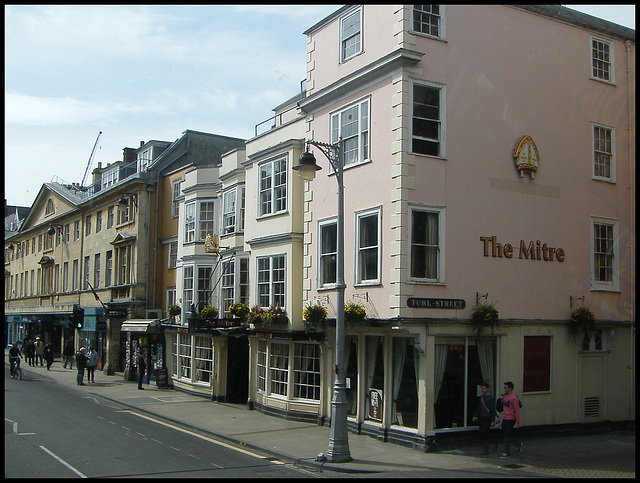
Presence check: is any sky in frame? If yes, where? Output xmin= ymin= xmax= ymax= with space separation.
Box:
xmin=4 ymin=5 xmax=635 ymax=208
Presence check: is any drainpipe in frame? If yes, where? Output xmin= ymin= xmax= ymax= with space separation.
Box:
xmin=624 ymin=39 xmax=635 ymax=419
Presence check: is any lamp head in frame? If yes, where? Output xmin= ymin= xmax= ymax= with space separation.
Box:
xmin=118 ymin=196 xmax=129 ymax=206
xmin=293 ymin=151 xmax=322 ymax=181
xmin=47 ymin=226 xmax=56 ymax=236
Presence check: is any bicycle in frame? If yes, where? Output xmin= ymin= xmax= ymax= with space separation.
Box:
xmin=10 ymin=357 xmax=22 ymax=380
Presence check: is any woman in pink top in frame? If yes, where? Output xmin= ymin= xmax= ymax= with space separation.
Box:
xmin=500 ymin=381 xmax=523 ymax=458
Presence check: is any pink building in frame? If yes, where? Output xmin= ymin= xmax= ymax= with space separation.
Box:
xmin=297 ymin=5 xmax=634 ymax=449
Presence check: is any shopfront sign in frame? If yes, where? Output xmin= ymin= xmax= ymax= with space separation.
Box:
xmin=480 ymin=235 xmax=565 ymax=262
xmin=407 ymin=298 xmax=466 ymax=309
xmin=106 ymin=308 xmax=128 ymax=318
xmin=368 ymin=388 xmax=383 ymax=421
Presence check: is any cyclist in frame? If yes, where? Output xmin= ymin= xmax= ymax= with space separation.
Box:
xmin=9 ymin=342 xmax=23 ymax=377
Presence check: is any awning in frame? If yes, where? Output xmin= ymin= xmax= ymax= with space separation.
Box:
xmin=120 ymin=319 xmax=163 ymax=333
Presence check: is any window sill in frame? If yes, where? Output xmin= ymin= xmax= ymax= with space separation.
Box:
xmin=589 ymin=76 xmax=616 ymax=86
xmin=410 ymin=152 xmax=448 ymax=161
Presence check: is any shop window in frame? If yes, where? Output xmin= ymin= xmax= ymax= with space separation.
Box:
xmin=257 ymin=339 xmax=267 ymax=392
xmin=193 ymin=336 xmax=213 ymax=385
xmin=176 ymin=333 xmax=192 ymax=380
xmin=345 ymin=336 xmax=358 ymax=416
xmin=434 ymin=339 xmax=496 ymax=429
xmin=392 ymin=338 xmax=419 ymax=429
xmin=523 ymin=336 xmax=551 ymax=392
xmin=269 ymin=342 xmax=289 ymax=397
xmin=293 ymin=343 xmax=321 ymax=400
xmin=365 ymin=336 xmax=384 ymax=421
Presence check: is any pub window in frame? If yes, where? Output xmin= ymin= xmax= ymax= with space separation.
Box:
xmin=412 ymin=82 xmax=445 ymax=157
xmin=356 ymin=208 xmax=380 ymax=284
xmin=409 ymin=205 xmax=445 ymax=283
xmin=293 ymin=343 xmax=321 ymax=401
xmin=523 ymin=336 xmax=551 ymax=393
xmin=269 ymin=342 xmax=289 ymax=397
xmin=257 ymin=339 xmax=267 ymax=392
xmin=592 ymin=123 xmax=615 ymax=182
xmin=319 ymin=218 xmax=337 ymax=287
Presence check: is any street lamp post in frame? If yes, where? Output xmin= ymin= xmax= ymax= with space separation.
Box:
xmin=294 ymin=139 xmax=352 ymax=463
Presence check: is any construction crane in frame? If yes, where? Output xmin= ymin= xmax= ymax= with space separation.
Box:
xmin=80 ymin=131 xmax=102 ymax=187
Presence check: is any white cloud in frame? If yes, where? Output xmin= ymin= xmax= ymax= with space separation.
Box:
xmin=5 ymin=92 xmax=173 ymax=126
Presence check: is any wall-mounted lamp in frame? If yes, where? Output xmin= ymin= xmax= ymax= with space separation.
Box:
xmin=476 ymin=292 xmax=488 ymax=305
xmin=47 ymin=224 xmax=64 ymax=236
xmin=570 ymin=295 xmax=585 ymax=308
xmin=118 ymin=192 xmax=138 ymax=210
xmin=8 ymin=243 xmax=15 ymax=251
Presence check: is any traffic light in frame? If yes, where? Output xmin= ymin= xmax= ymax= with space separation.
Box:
xmin=71 ymin=305 xmax=85 ymax=330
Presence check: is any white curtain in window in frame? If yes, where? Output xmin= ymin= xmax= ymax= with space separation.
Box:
xmin=434 ymin=344 xmax=447 ymax=402
xmin=366 ymin=336 xmax=379 ymax=389
xmin=477 ymin=340 xmax=494 ymax=387
xmin=392 ymin=338 xmax=408 ymax=424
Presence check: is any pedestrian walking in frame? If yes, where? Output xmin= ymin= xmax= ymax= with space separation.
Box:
xmin=35 ymin=337 xmax=45 ymax=366
xmin=44 ymin=342 xmax=54 ymax=370
xmin=499 ymin=381 xmax=523 ymax=458
xmin=137 ymin=350 xmax=146 ymax=390
xmin=25 ymin=338 xmax=35 ymax=367
xmin=63 ymin=339 xmax=74 ymax=369
xmin=75 ymin=347 xmax=87 ymax=385
xmin=86 ymin=346 xmax=98 ymax=383
xmin=472 ymin=382 xmax=497 ymax=455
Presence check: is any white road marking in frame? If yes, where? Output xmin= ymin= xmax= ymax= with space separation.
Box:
xmin=5 ymin=418 xmax=35 ymax=436
xmin=129 ymin=412 xmax=274 ymax=460
xmin=39 ymin=445 xmax=87 ymax=478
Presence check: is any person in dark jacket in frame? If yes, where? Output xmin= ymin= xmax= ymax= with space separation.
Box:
xmin=44 ymin=342 xmax=54 ymax=371
xmin=137 ymin=351 xmax=146 ymax=390
xmin=472 ymin=382 xmax=497 ymax=455
xmin=25 ymin=338 xmax=35 ymax=367
xmin=75 ymin=347 xmax=87 ymax=385
xmin=63 ymin=339 xmax=75 ymax=369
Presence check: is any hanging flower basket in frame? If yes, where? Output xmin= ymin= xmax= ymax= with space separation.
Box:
xmin=168 ymin=304 xmax=181 ymax=317
xmin=471 ymin=303 xmax=499 ymax=335
xmin=229 ymin=302 xmax=249 ymax=320
xmin=248 ymin=304 xmax=287 ymax=327
xmin=303 ymin=302 xmax=328 ymax=332
xmin=344 ymin=301 xmax=366 ymax=325
xmin=200 ymin=306 xmax=219 ymax=321
xmin=568 ymin=306 xmax=596 ymax=341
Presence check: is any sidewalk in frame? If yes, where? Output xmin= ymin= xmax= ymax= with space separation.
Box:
xmin=9 ymin=358 xmax=635 ymax=477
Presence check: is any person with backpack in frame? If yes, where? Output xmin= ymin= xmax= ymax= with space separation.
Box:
xmin=472 ymin=382 xmax=497 ymax=455
xmin=499 ymin=381 xmax=523 ymax=458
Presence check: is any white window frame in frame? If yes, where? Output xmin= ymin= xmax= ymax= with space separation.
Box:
xmin=222 ymin=186 xmax=245 ymax=235
xmin=168 ymin=240 xmax=178 ymax=269
xmin=257 ymin=254 xmax=286 ymax=309
xmin=293 ymin=343 xmax=321 ymax=401
xmin=408 ymin=204 xmax=445 ymax=284
xmin=592 ymin=123 xmax=616 ymax=182
xmin=330 ymin=97 xmax=370 ymax=167
xmin=318 ymin=218 xmax=338 ymax=288
xmin=412 ymin=4 xmax=445 ymax=39
xmin=222 ymin=188 xmax=237 ymax=234
xmin=590 ymin=217 xmax=619 ymax=291
xmin=258 ymin=157 xmax=287 ymax=218
xmin=590 ymin=35 xmax=614 ymax=84
xmin=184 ymin=202 xmax=196 ymax=243
xmin=411 ymin=81 xmax=446 ymax=158
xmin=220 ymin=256 xmax=249 ymax=317
xmin=269 ymin=341 xmax=289 ymax=397
xmin=172 ymin=179 xmax=183 ymax=218
xmin=339 ymin=7 xmax=362 ymax=63
xmin=182 ymin=265 xmax=194 ymax=322
xmin=355 ymin=208 xmax=381 ymax=285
